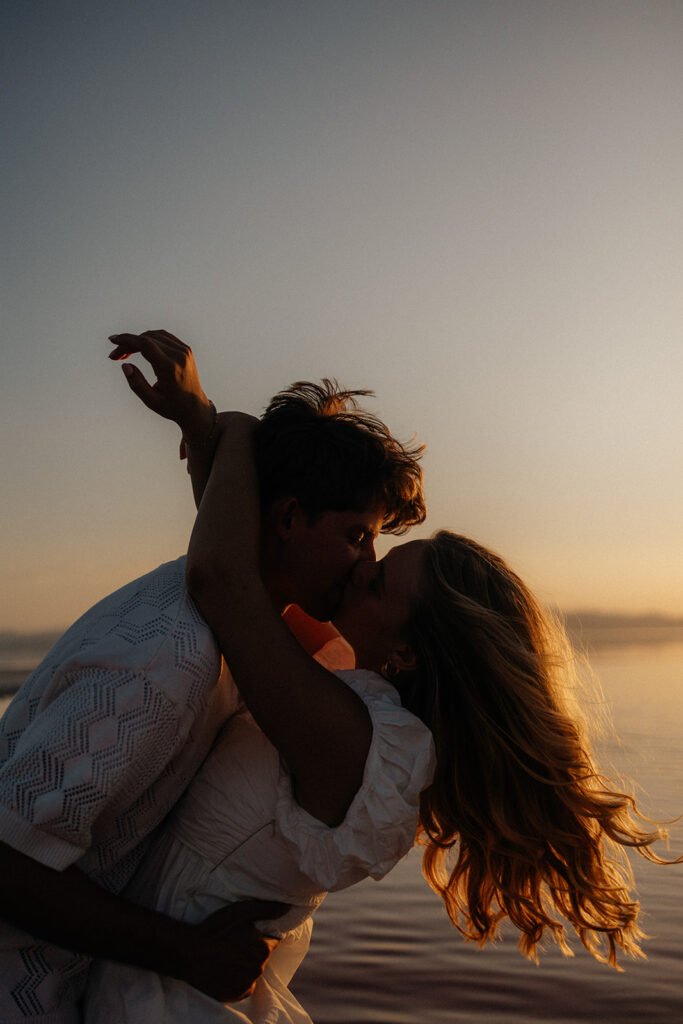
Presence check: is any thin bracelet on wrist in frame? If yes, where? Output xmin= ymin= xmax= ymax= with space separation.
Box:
xmin=182 ymin=400 xmax=218 ymax=448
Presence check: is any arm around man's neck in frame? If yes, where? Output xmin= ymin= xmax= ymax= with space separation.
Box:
xmin=186 ymin=417 xmax=372 ymax=829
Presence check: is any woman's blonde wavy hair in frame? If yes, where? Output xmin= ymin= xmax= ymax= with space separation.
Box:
xmin=399 ymin=530 xmax=678 ymax=968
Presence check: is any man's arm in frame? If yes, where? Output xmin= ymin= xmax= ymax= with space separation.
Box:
xmin=0 ymin=839 xmax=282 ymax=1001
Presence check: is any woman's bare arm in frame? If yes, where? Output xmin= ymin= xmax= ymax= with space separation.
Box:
xmin=109 ymin=330 xmax=219 ymax=507
xmin=109 ymin=331 xmax=372 ymax=824
xmin=186 ymin=416 xmax=372 ymax=828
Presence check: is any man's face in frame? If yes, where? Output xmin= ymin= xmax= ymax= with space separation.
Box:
xmin=285 ymin=504 xmax=385 ymax=621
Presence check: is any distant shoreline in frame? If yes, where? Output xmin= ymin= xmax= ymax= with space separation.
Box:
xmin=566 ymin=624 xmax=683 ymax=651
xmin=562 ymin=613 xmax=683 ymax=651
xmin=2 ymin=612 xmax=683 ymax=648
xmin=563 ymin=612 xmax=683 ymax=631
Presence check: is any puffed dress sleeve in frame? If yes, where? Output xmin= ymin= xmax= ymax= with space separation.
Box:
xmin=274 ymin=669 xmax=435 ymax=893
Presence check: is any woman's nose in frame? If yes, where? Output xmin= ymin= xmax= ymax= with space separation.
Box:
xmin=360 ymin=535 xmax=377 ymax=561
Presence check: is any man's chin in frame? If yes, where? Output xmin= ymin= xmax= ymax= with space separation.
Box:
xmin=310 ymin=588 xmax=347 ymax=624
xmin=298 ymin=598 xmax=337 ymax=624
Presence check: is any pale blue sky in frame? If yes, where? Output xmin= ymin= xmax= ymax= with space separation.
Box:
xmin=2 ymin=0 xmax=682 ymax=630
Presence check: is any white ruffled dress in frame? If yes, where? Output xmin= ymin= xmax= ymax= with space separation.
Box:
xmin=84 ymin=670 xmax=435 ymax=1023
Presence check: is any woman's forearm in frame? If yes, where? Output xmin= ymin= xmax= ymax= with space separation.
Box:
xmin=108 ymin=330 xmax=226 ymax=510
xmin=184 ymin=428 xmax=221 ymax=509
xmin=186 ymin=414 xmax=262 ymax=579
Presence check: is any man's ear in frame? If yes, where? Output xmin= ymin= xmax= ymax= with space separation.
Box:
xmin=273 ymin=497 xmax=302 ymax=541
xmin=392 ymin=643 xmax=417 ymax=674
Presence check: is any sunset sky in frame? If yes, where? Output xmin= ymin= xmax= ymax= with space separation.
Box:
xmin=2 ymin=0 xmax=682 ymax=631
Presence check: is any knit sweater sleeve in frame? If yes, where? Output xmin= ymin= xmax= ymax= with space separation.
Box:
xmin=0 ymin=664 xmax=183 ymax=870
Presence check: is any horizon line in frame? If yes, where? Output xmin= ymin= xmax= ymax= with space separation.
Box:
xmin=2 ymin=609 xmax=683 ymax=645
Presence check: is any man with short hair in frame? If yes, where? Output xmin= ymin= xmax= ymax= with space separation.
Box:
xmin=0 ymin=331 xmax=425 ymax=1021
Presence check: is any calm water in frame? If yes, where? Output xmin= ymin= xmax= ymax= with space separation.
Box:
xmin=290 ymin=638 xmax=683 ymax=1024
xmin=1 ymin=634 xmax=681 ymax=1023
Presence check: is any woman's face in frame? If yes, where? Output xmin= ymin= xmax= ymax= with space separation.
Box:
xmin=332 ymin=539 xmax=428 ymax=672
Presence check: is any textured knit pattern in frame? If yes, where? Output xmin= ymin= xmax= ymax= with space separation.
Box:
xmin=0 ymin=557 xmax=239 ymax=1023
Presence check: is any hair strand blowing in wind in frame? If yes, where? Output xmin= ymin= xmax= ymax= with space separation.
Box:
xmin=401 ymin=531 xmax=679 ymax=968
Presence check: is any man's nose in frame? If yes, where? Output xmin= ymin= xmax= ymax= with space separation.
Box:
xmin=350 ymin=560 xmax=376 ymax=586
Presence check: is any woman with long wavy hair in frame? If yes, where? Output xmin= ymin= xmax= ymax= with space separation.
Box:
xmin=393 ymin=531 xmax=668 ymax=968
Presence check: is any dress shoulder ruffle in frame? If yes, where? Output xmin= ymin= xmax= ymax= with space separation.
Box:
xmin=275 ymin=669 xmax=435 ymax=892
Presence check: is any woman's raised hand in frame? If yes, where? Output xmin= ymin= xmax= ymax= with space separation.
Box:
xmin=108 ymin=329 xmax=214 ymax=442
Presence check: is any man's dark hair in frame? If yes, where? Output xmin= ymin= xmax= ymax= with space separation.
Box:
xmin=253 ymin=380 xmax=426 ymax=534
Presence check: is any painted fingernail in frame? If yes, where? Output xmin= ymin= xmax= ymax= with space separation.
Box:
xmin=108 ymin=335 xmax=120 ymax=341
xmin=122 ymin=364 xmax=134 ymax=378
